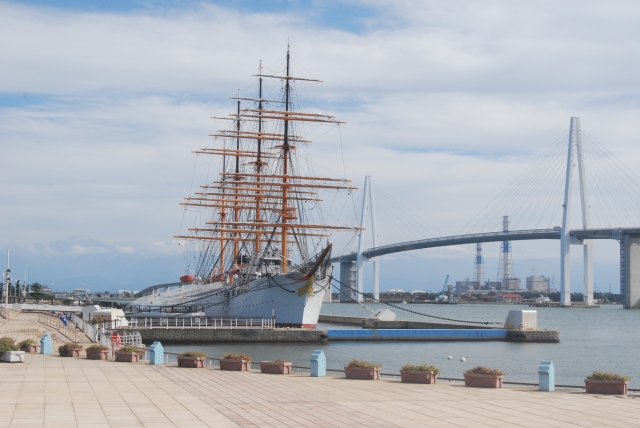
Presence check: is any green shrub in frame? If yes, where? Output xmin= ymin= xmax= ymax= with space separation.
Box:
xmin=65 ymin=343 xmax=83 ymax=350
xmin=57 ymin=342 xmax=83 ymax=355
xmin=223 ymin=353 xmax=251 ymax=361
xmin=401 ymin=364 xmax=440 ymax=375
xmin=179 ymin=351 xmax=207 ymax=359
xmin=0 ymin=337 xmax=18 ymax=354
xmin=346 ymin=359 xmax=381 ymax=369
xmin=465 ymin=366 xmax=504 ymax=376
xmin=119 ymin=346 xmax=142 ymax=354
xmin=586 ymin=370 xmax=629 ymax=381
xmin=274 ymin=358 xmax=288 ymax=363
xmin=18 ymin=339 xmax=36 ymax=348
xmin=86 ymin=345 xmax=109 ymax=351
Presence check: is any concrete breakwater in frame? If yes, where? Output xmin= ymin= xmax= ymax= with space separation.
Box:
xmin=319 ymin=314 xmax=496 ymax=329
xmin=319 ymin=314 xmax=560 ymax=343
xmin=133 ymin=328 xmax=329 ymax=344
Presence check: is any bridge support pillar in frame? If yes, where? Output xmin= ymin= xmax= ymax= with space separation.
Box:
xmin=560 ymin=117 xmax=594 ymax=306
xmin=620 ymin=235 xmax=640 ymax=308
xmin=339 ymin=261 xmax=358 ymax=303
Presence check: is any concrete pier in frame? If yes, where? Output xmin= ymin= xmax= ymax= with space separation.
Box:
xmin=327 ymin=329 xmax=507 ymax=341
xmin=319 ymin=314 xmax=496 ymax=329
xmin=621 ymin=234 xmax=640 ymax=308
xmin=132 ymin=328 xmax=329 ymax=344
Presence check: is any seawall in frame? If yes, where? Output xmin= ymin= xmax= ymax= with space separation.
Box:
xmin=133 ymin=328 xmax=329 ymax=344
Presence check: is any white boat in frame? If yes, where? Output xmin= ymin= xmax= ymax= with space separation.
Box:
xmin=131 ymin=47 xmax=358 ymax=327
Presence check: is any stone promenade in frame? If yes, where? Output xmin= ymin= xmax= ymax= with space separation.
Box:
xmin=0 ymin=353 xmax=638 ymax=428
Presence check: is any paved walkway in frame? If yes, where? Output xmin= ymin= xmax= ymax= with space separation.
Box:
xmin=0 ymin=353 xmax=639 ymax=428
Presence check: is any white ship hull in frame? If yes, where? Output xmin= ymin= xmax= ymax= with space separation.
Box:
xmin=132 ymin=269 xmax=331 ymax=328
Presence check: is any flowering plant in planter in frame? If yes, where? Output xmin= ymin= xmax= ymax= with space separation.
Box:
xmin=585 ymin=370 xmax=630 ymax=395
xmin=0 ymin=337 xmax=19 ymax=354
xmin=0 ymin=337 xmax=23 ymax=363
xmin=345 ymin=359 xmax=381 ymax=380
xmin=465 ymin=366 xmax=504 ymax=376
xmin=260 ymin=358 xmax=292 ymax=375
xmin=85 ymin=344 xmax=110 ymax=360
xmin=464 ymin=366 xmax=505 ymax=388
xmin=178 ymin=351 xmax=207 ymax=368
xmin=18 ymin=339 xmax=39 ymax=352
xmin=58 ymin=342 xmax=83 ymax=358
xmin=220 ymin=353 xmax=251 ymax=371
xmin=115 ymin=346 xmax=143 ymax=363
xmin=400 ymin=364 xmax=440 ymax=384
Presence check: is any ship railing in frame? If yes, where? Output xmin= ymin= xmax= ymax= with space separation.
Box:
xmin=123 ymin=316 xmax=275 ymax=330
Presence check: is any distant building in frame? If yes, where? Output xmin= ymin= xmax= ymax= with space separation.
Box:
xmin=526 ymin=275 xmax=550 ymax=293
xmin=483 ymin=281 xmax=502 ymax=291
xmin=496 ymin=293 xmax=523 ymax=303
xmin=455 ymin=280 xmax=479 ymax=294
xmin=41 ymin=286 xmax=52 ymax=295
xmin=502 ymin=278 xmax=521 ymax=290
xmin=73 ymin=288 xmax=90 ymax=298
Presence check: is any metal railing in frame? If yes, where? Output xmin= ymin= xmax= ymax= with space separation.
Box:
xmin=38 ymin=313 xmax=81 ymax=342
xmin=125 ymin=316 xmax=275 ymax=330
xmin=70 ymin=313 xmax=98 ymax=342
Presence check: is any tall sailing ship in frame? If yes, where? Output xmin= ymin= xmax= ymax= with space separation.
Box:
xmin=132 ymin=47 xmax=359 ymax=327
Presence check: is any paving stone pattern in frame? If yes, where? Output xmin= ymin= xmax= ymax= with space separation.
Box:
xmin=0 ymin=352 xmax=639 ymax=428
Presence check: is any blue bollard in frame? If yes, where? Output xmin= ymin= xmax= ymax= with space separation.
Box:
xmin=539 ymin=360 xmax=555 ymax=391
xmin=40 ymin=334 xmax=53 ymax=355
xmin=310 ymin=350 xmax=326 ymax=377
xmin=149 ymin=341 xmax=164 ymax=365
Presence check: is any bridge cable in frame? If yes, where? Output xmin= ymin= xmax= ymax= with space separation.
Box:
xmin=329 ymin=275 xmax=503 ymax=326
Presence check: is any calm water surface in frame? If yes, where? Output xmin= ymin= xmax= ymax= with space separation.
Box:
xmin=163 ymin=302 xmax=640 ymax=388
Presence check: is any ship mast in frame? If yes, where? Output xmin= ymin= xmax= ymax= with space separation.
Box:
xmin=233 ymin=94 xmax=241 ymax=267
xmin=255 ymin=62 xmax=264 ymax=254
xmin=281 ymin=45 xmax=292 ymax=272
xmin=176 ymin=46 xmax=361 ymax=283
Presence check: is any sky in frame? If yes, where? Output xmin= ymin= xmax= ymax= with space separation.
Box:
xmin=2 ymin=0 xmax=640 ymax=292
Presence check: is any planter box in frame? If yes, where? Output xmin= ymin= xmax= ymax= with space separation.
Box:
xmin=585 ymin=379 xmax=628 ymax=395
xmin=219 ymin=359 xmax=249 ymax=371
xmin=400 ymin=370 xmax=437 ymax=384
xmin=21 ymin=344 xmax=40 ymax=353
xmin=178 ymin=356 xmax=205 ymax=368
xmin=62 ymin=348 xmax=82 ymax=358
xmin=464 ymin=373 xmax=504 ymax=388
xmin=0 ymin=351 xmax=25 ymax=363
xmin=344 ymin=366 xmax=380 ymax=380
xmin=260 ymin=361 xmax=292 ymax=375
xmin=86 ymin=349 xmax=110 ymax=360
xmin=114 ymin=351 xmax=140 ymax=363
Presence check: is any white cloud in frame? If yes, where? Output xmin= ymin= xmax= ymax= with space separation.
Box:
xmin=1 ymin=0 xmax=639 ymax=289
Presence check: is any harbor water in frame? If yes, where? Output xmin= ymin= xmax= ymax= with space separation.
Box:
xmin=163 ymin=302 xmax=640 ymax=388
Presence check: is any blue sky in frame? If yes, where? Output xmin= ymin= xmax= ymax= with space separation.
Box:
xmin=2 ymin=0 xmax=640 ymax=291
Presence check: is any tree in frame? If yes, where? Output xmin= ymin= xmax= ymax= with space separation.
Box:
xmin=31 ymin=282 xmax=42 ymax=294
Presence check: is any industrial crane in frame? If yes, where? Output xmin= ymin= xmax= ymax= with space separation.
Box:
xmin=436 ymin=275 xmax=450 ymax=302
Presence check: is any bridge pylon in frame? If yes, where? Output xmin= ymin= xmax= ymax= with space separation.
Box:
xmin=560 ymin=117 xmax=594 ymax=306
xmin=354 ymin=176 xmax=379 ymax=303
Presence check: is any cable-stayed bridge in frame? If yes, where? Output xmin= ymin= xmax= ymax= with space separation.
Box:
xmin=331 ymin=117 xmax=640 ymax=309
